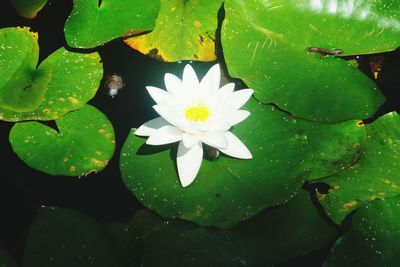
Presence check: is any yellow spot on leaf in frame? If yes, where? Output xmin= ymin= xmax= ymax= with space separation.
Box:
xmin=69 ymin=165 xmax=76 ymax=172
xmin=63 ymin=157 xmax=69 ymax=162
xmin=42 ymin=108 xmax=50 ymax=114
xmin=170 ymin=7 xmax=176 ymax=12
xmin=59 ymin=98 xmax=65 ymax=102
xmin=193 ymin=21 xmax=202 ymax=27
xmin=343 ymin=201 xmax=358 ymax=209
xmin=91 ymin=158 xmax=105 ymax=168
xmin=68 ymin=97 xmax=79 ymax=104
xmin=332 ymin=184 xmax=341 ymax=190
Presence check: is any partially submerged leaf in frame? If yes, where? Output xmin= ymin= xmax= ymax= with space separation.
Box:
xmin=10 ymin=0 xmax=48 ymax=19
xmin=324 ymin=197 xmax=400 ymax=267
xmin=9 ymin=105 xmax=115 ymax=176
xmin=221 ymin=0 xmax=399 ymax=122
xmin=124 ymin=0 xmax=222 ymax=62
xmin=0 ymin=246 xmax=18 ymax=267
xmin=23 ymin=207 xmax=139 ymax=267
xmin=232 ymin=191 xmax=338 ymax=265
xmin=64 ymin=0 xmax=160 ymax=48
xmin=130 ymin=191 xmax=338 ymax=266
xmin=313 ymin=112 xmax=400 ymax=224
xmin=0 ymin=27 xmax=103 ymax=122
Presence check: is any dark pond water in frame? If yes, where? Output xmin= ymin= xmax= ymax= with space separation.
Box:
xmin=0 ymin=0 xmax=399 ymax=266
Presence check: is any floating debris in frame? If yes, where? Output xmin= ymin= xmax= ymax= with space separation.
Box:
xmin=105 ymin=74 xmax=124 ymax=97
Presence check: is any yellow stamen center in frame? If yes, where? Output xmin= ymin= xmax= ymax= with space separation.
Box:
xmin=184 ymin=103 xmax=210 ymax=122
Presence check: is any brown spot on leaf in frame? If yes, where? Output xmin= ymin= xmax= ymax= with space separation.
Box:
xmin=147 ymin=48 xmax=165 ymax=61
xmin=199 ymin=35 xmax=204 ymax=44
xmin=343 ymin=201 xmax=358 ymax=209
xmin=193 ymin=21 xmax=202 ymax=27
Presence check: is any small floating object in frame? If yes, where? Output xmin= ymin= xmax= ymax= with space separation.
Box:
xmin=307 ymin=47 xmax=344 ymax=57
xmin=105 ymin=74 xmax=124 ymax=97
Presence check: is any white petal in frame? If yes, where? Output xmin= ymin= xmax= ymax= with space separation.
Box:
xmin=177 ymin=141 xmax=203 ymax=187
xmin=229 ymin=89 xmax=254 ymax=110
xmin=153 ymin=104 xmax=177 ymax=126
xmin=219 ymin=132 xmax=252 ymax=159
xmin=199 ymin=64 xmax=220 ymax=93
xmin=135 ymin=117 xmax=169 ymax=136
xmin=146 ymin=86 xmax=168 ymax=104
xmin=211 ymin=121 xmax=232 ymax=132
xmin=227 ymin=110 xmax=251 ymax=126
xmin=200 ymin=132 xmax=228 ymax=149
xmin=219 ymin=83 xmax=235 ymax=95
xmin=164 ymin=73 xmax=183 ymax=94
xmin=182 ymin=64 xmax=199 ymax=89
xmin=182 ymin=132 xmax=199 ymax=148
xmin=146 ymin=125 xmax=182 ymax=145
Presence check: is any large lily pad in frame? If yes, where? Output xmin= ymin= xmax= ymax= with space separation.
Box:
xmin=9 ymin=105 xmax=115 ymax=176
xmin=130 ymin=191 xmax=338 ymax=266
xmin=222 ymin=0 xmax=399 ymax=122
xmin=124 ymin=0 xmax=222 ymax=62
xmin=23 ymin=207 xmax=140 ymax=267
xmin=313 ymin=112 xmax=400 ymax=224
xmin=64 ymin=0 xmax=160 ymax=48
xmin=10 ymin=0 xmax=48 ymax=19
xmin=324 ymin=197 xmax=400 ymax=267
xmin=121 ymin=97 xmax=366 ymax=228
xmin=0 ymin=27 xmax=102 ymax=122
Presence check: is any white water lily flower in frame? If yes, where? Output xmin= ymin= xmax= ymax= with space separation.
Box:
xmin=136 ymin=64 xmax=253 ymax=187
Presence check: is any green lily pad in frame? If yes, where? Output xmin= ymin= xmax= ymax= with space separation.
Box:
xmin=301 ymin=119 xmax=366 ymax=180
xmin=121 ymin=96 xmax=366 ymax=228
xmin=64 ymin=0 xmax=160 ymax=48
xmin=9 ymin=105 xmax=115 ymax=176
xmin=10 ymin=0 xmax=48 ymax=19
xmin=313 ymin=112 xmax=400 ymax=224
xmin=130 ymin=191 xmax=337 ymax=266
xmin=23 ymin=207 xmax=139 ymax=267
xmin=121 ymin=99 xmax=310 ymax=228
xmin=324 ymin=197 xmax=400 ymax=267
xmin=0 ymin=27 xmax=102 ymax=122
xmin=221 ymin=0 xmax=399 ymax=122
xmin=124 ymin=0 xmax=222 ymax=62
xmin=0 ymin=246 xmax=17 ymax=267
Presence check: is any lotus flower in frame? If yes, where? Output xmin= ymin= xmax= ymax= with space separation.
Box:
xmin=136 ymin=64 xmax=253 ymax=187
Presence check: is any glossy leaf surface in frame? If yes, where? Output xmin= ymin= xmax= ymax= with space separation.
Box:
xmin=10 ymin=105 xmax=115 ymax=176
xmin=64 ymin=0 xmax=160 ymax=48
xmin=124 ymin=0 xmax=222 ymax=62
xmin=121 ymin=96 xmax=366 ymax=227
xmin=314 ymin=112 xmax=400 ymax=224
xmin=0 ymin=27 xmax=102 ymax=122
xmin=324 ymin=197 xmax=400 ymax=267
xmin=221 ymin=0 xmax=399 ymax=122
